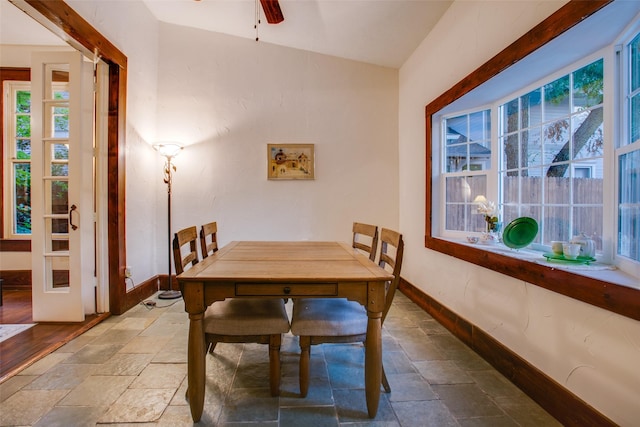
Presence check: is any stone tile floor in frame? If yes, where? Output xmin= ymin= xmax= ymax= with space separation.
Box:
xmin=0 ymin=293 xmax=561 ymax=426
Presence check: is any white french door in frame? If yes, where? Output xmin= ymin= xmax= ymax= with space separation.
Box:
xmin=30 ymin=51 xmax=95 ymax=321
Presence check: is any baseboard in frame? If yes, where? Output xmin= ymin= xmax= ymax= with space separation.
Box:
xmin=398 ymin=278 xmax=615 ymax=427
xmin=0 ymin=271 xmax=30 ymax=290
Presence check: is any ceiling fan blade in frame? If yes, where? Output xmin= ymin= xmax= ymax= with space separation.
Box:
xmin=260 ymin=0 xmax=284 ymax=24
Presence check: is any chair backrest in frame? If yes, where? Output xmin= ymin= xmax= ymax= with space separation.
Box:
xmin=173 ymin=226 xmax=199 ymax=275
xmin=200 ymin=221 xmax=219 ymax=259
xmin=378 ymin=228 xmax=404 ymax=324
xmin=352 ymin=222 xmax=379 ymax=262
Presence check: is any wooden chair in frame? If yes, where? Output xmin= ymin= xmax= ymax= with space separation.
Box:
xmin=173 ymin=225 xmax=290 ymax=396
xmin=352 ymin=222 xmax=379 ymax=261
xmin=199 ymin=221 xmax=219 ymax=258
xmin=290 ymin=228 xmax=404 ymax=397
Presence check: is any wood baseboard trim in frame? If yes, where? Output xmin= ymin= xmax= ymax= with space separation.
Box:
xmin=116 ymin=275 xmax=160 ymax=315
xmin=398 ymin=278 xmax=615 ymax=427
xmin=0 ymin=271 xmax=31 ymax=290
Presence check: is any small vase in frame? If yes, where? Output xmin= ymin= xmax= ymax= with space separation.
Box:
xmin=480 ymin=232 xmax=498 ymax=244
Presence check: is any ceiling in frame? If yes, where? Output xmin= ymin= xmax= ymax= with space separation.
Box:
xmin=0 ymin=0 xmax=66 ymax=46
xmin=1 ymin=0 xmax=453 ymax=68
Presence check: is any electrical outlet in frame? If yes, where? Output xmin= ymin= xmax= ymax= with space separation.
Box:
xmin=125 ymin=267 xmax=132 ymax=278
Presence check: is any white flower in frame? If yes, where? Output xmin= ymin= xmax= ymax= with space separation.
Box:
xmin=476 ymin=200 xmax=497 ymax=216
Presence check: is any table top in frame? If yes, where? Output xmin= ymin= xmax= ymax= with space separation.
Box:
xmin=177 ymin=241 xmax=394 ymax=283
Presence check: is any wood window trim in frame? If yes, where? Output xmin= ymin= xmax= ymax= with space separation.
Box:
xmin=425 ymin=0 xmax=640 ymax=322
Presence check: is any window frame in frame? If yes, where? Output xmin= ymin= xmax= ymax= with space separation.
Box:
xmin=425 ymin=0 xmax=640 ymax=322
xmin=615 ymin=25 xmax=640 ymax=277
xmin=3 ymin=80 xmax=32 ymax=239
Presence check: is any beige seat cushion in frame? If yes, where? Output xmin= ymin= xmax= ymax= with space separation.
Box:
xmin=203 ymin=298 xmax=290 ymax=335
xmin=291 ymin=298 xmax=367 ymax=336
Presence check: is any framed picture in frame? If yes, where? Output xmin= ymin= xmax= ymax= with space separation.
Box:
xmin=267 ymin=143 xmax=315 ymax=180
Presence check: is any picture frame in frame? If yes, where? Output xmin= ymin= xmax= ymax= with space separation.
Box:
xmin=267 ymin=143 xmax=315 ymax=180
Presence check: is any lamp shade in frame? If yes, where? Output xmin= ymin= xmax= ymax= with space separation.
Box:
xmin=153 ymin=142 xmax=183 ymax=159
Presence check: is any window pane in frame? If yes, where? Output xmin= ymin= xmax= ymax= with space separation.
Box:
xmin=520 ymin=174 xmax=542 ymax=204
xmin=503 ymin=98 xmax=519 ymax=133
xmin=16 ymin=139 xmax=31 ymax=159
xmin=445 ymin=111 xmax=491 ymax=172
xmin=52 ymin=143 xmax=69 ymax=160
xmin=631 ymin=32 xmax=640 ymax=92
xmin=47 ymin=180 xmax=68 ymax=217
xmin=522 ymin=128 xmax=542 ymax=168
xmin=544 ymin=75 xmax=570 ymax=121
xmin=469 ymin=110 xmax=490 ymax=141
xmin=445 ymin=176 xmax=486 ymax=231
xmin=573 ymin=162 xmax=603 ymax=204
xmin=53 ymin=106 xmax=69 ymax=138
xmin=501 ymin=133 xmax=520 ymax=171
xmin=631 ymin=94 xmax=640 ymax=143
xmin=545 ymin=206 xmax=571 ymax=243
xmin=16 ymin=115 xmax=30 ymax=138
xmin=573 ymin=206 xmax=603 ymax=250
xmin=618 ymin=150 xmax=640 ymax=261
xmin=545 ymin=176 xmax=570 ymax=204
xmin=445 ymin=144 xmax=468 ymax=172
xmin=544 ymin=119 xmax=570 ymax=175
xmin=521 ymin=89 xmax=542 ymax=127
xmin=446 ymin=176 xmax=471 ymax=203
xmin=503 ymin=175 xmax=519 ymax=204
xmin=573 ymin=59 xmax=603 ymax=108
xmin=572 ymin=107 xmax=604 ymax=160
xmin=16 ymin=90 xmax=30 ymax=113
xmin=14 ymin=164 xmax=31 ymax=234
xmin=446 ymin=115 xmax=468 ymax=144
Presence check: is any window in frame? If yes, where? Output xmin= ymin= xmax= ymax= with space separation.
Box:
xmin=4 ymin=82 xmax=32 ymax=238
xmin=498 ymin=59 xmax=604 ymax=250
xmin=425 ymin=1 xmax=640 ymax=321
xmin=617 ymin=32 xmax=640 ymax=263
xmin=3 ymin=80 xmax=69 ymax=239
xmin=442 ymin=110 xmax=491 ymax=233
xmin=436 ymin=34 xmax=639 ymax=275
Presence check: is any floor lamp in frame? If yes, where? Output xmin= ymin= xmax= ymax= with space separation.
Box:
xmin=154 ymin=142 xmax=183 ymax=299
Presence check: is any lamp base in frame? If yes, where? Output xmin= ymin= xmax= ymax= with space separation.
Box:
xmin=158 ymin=289 xmax=182 ymax=299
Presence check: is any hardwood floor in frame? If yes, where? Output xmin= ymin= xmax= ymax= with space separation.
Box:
xmin=0 ymin=290 xmax=109 ymax=382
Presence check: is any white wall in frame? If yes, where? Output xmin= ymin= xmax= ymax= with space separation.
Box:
xmin=399 ymin=1 xmax=640 ymax=425
xmin=155 ymin=23 xmax=399 ymax=268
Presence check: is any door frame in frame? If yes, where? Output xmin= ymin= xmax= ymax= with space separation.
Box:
xmin=8 ymin=0 xmax=153 ymax=314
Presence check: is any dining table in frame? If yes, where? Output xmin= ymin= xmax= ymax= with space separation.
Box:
xmin=177 ymin=240 xmax=395 ymax=422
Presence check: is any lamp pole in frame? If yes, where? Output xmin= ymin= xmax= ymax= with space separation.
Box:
xmin=154 ymin=143 xmax=183 ymax=299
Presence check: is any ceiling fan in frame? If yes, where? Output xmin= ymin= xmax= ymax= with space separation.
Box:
xmin=259 ymin=0 xmax=284 ymax=24
xmin=194 ymin=0 xmax=284 ymax=24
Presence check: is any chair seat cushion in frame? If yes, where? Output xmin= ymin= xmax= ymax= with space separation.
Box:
xmin=290 ymin=298 xmax=367 ymax=336
xmin=203 ymin=298 xmax=290 ymax=335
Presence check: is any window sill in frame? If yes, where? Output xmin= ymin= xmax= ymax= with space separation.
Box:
xmin=425 ymin=236 xmax=640 ymax=321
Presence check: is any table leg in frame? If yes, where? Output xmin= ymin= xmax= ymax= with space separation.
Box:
xmin=365 ymin=311 xmax=382 ymax=418
xmin=187 ymin=312 xmax=205 ymax=422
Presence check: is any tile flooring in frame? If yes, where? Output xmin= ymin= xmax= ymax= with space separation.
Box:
xmin=0 ymin=293 xmax=561 ymax=426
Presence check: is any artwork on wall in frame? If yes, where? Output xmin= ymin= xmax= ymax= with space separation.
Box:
xmin=267 ymin=143 xmax=315 ymax=180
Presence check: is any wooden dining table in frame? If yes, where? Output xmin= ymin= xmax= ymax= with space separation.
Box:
xmin=177 ymin=240 xmax=394 ymax=422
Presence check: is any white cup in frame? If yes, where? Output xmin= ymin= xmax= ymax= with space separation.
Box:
xmin=562 ymin=243 xmax=581 ymax=260
xmin=551 ymin=241 xmax=565 ymax=255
